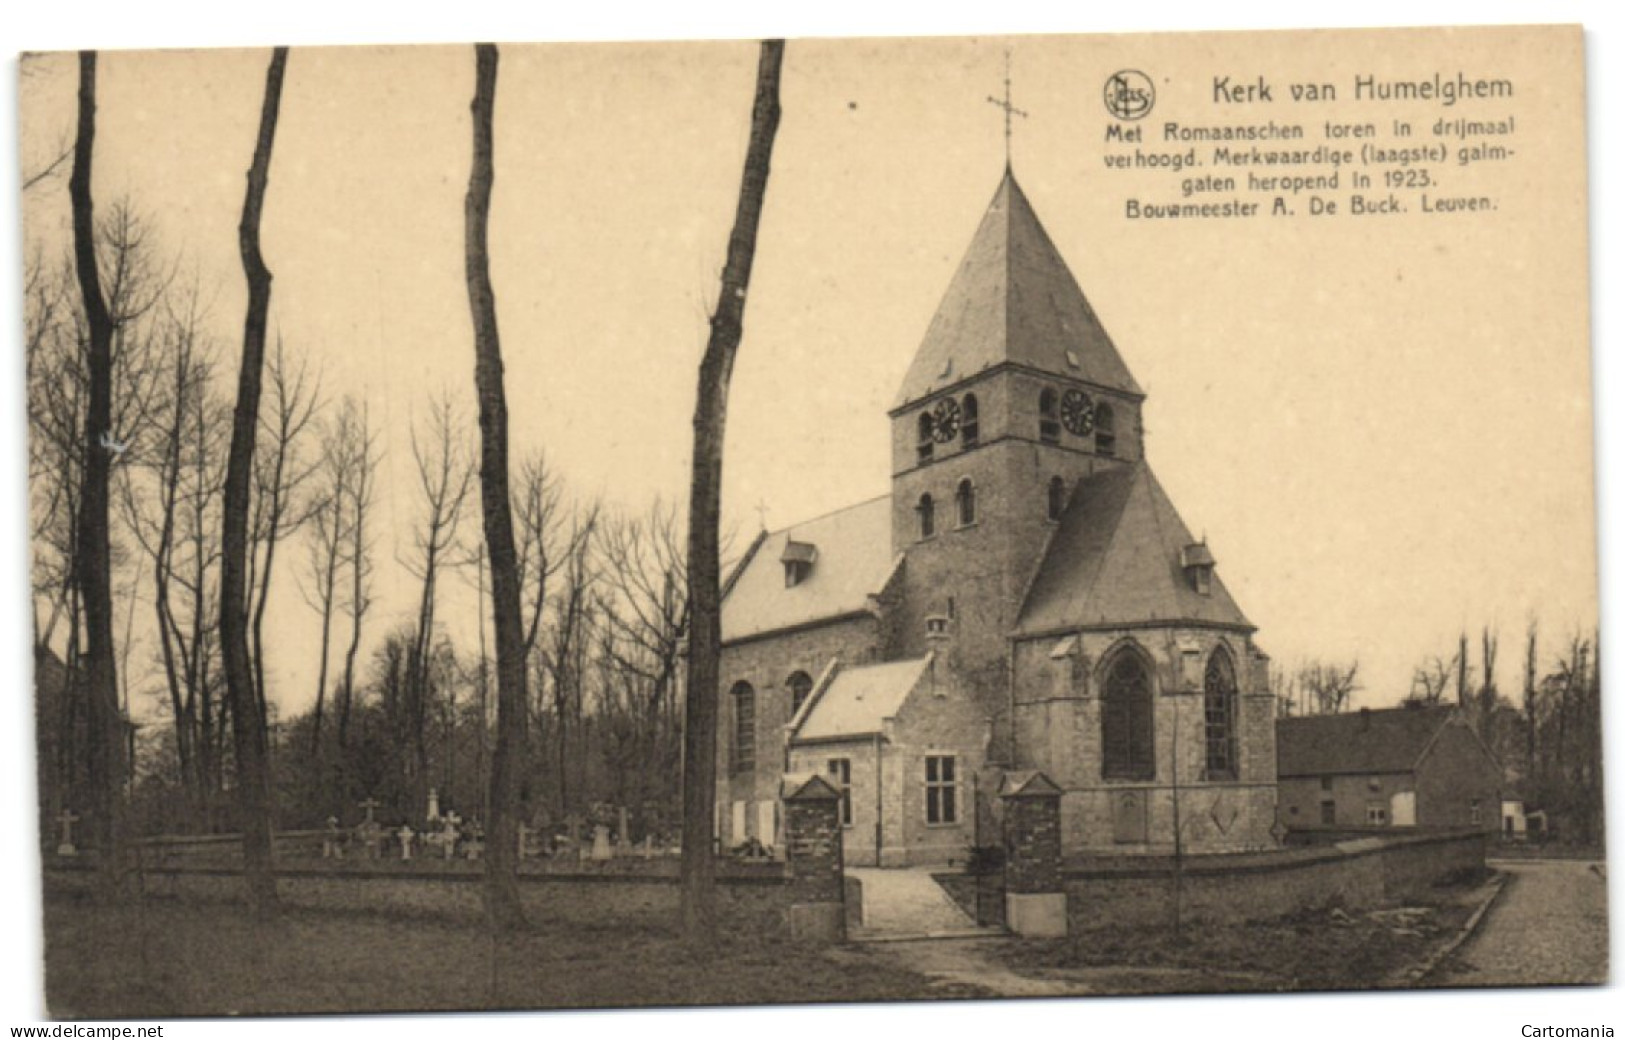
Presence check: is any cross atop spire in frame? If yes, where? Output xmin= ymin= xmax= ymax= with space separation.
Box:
xmin=985 ymin=48 xmax=1027 ymax=167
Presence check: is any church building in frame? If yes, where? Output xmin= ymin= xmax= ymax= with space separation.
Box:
xmin=715 ymin=168 xmax=1280 ymax=865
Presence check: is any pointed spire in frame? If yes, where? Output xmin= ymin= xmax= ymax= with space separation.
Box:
xmin=894 ymin=172 xmax=1143 ymax=408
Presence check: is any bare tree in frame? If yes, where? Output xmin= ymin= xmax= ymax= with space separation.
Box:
xmin=1294 ymin=659 xmax=1361 ymax=715
xmin=1407 ymin=652 xmax=1457 ymax=706
xmin=599 ymin=500 xmax=688 ymax=818
xmin=401 ymin=394 xmax=474 ymax=821
xmin=67 ymin=50 xmax=126 ymax=896
xmin=1524 ymin=620 xmax=1538 ymax=781
xmin=300 ymin=395 xmax=368 ymax=754
xmin=246 ymin=337 xmax=321 ymax=731
xmin=462 ymin=42 xmax=530 ymax=928
xmin=337 ymin=399 xmax=379 ymax=752
xmin=541 ymin=504 xmax=600 ymax=821
xmin=118 ymin=281 xmax=229 ymax=823
xmin=218 ymin=46 xmax=289 ymax=917
xmin=681 ymin=39 xmax=784 ymax=944
xmin=1478 ymin=626 xmax=1499 ymax=742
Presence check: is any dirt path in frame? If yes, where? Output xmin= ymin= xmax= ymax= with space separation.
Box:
xmin=862 ymin=936 xmax=1277 ymax=997
xmin=1437 ymin=859 xmax=1609 ymax=986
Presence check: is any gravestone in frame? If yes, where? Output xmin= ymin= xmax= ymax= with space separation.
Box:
xmin=398 ymin=825 xmax=415 ymax=861
xmin=426 ymin=788 xmax=441 ymax=823
xmin=56 ymin=809 xmax=80 ymax=857
xmin=590 ymin=823 xmax=613 ymax=861
xmin=441 ymin=813 xmax=462 ymax=860
xmin=322 ymin=816 xmax=344 ymax=859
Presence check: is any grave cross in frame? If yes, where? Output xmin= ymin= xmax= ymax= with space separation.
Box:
xmin=56 ymin=809 xmax=81 ymax=856
xmin=985 ymin=48 xmax=1027 ymax=166
xmin=358 ymin=797 xmax=382 ymax=823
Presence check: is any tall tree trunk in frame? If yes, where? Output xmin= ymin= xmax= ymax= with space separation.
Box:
xmin=465 ymin=43 xmax=530 ymax=929
xmin=68 ymin=50 xmax=126 ymax=899
xmin=220 ymin=46 xmax=288 ymax=917
xmin=680 ymin=39 xmax=783 ymax=946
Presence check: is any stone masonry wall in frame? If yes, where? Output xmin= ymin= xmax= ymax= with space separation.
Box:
xmin=718 ymin=614 xmax=881 ymax=847
xmin=1012 ymin=628 xmax=1277 ymax=854
xmin=1062 ymin=830 xmax=1485 ymax=933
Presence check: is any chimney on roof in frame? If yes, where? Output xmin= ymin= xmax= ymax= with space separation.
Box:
xmin=1360 ymin=707 xmax=1371 ymax=730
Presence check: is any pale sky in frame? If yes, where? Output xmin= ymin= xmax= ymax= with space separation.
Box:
xmin=3 ymin=3 xmax=1621 ymax=1036
xmin=15 ymin=28 xmax=1601 ymax=723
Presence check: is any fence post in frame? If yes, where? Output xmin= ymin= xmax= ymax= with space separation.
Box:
xmin=1001 ymin=770 xmax=1066 ymax=937
xmin=781 ymin=773 xmax=846 ymax=943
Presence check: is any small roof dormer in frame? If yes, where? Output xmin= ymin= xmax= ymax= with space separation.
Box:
xmin=782 ymin=539 xmax=818 ymax=588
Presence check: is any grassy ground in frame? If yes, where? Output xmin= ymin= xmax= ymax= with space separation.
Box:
xmin=993 ymin=894 xmax=1480 ymax=994
xmin=42 ymin=893 xmax=964 ymax=1018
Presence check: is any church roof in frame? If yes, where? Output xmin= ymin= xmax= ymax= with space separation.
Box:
xmin=720 ymin=496 xmax=898 ymax=644
xmin=1015 ymin=461 xmax=1253 ymax=635
xmin=791 ymin=655 xmax=933 ymax=743
xmin=894 ymin=170 xmax=1142 ymax=409
xmin=1276 ymin=706 xmax=1458 ymax=778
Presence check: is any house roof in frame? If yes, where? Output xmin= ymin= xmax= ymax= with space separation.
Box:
xmin=1015 ymin=461 xmax=1252 ymax=635
xmin=1276 ymin=705 xmax=1458 ymax=778
xmin=720 ymin=496 xmax=897 ymax=644
xmin=894 ymin=169 xmax=1142 ymax=410
xmin=791 ymin=655 xmax=933 ymax=743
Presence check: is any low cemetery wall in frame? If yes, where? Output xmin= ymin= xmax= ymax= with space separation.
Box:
xmin=47 ymin=860 xmax=795 ymax=936
xmin=1060 ymin=829 xmax=1486 ymax=933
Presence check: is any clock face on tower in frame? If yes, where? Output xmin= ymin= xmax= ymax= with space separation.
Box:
xmin=930 ymin=398 xmax=961 ymax=442
xmin=1060 ymin=389 xmax=1095 ymax=436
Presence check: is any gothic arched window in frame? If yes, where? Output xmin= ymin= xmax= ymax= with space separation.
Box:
xmin=961 ymin=393 xmax=980 ymax=447
xmin=917 ymin=493 xmax=935 ymax=539
xmin=1094 ymin=402 xmax=1117 ymax=457
xmin=917 ymin=412 xmax=934 ymax=463
xmin=1102 ymin=649 xmax=1154 ymax=780
xmin=788 ymin=670 xmax=814 ymax=715
xmin=1039 ymin=388 xmax=1060 ymax=444
xmin=1047 ymin=476 xmax=1067 ymax=521
xmin=955 ymin=478 xmax=976 ymax=527
xmin=730 ymin=681 xmax=756 ymax=774
xmin=1204 ymin=650 xmax=1239 ymax=781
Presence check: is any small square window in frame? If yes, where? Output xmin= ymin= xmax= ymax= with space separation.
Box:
xmin=1366 ymin=803 xmax=1388 ymax=826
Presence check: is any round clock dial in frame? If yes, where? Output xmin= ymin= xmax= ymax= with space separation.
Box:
xmin=930 ymin=398 xmax=961 ymax=442
xmin=1060 ymin=389 xmax=1095 ymax=436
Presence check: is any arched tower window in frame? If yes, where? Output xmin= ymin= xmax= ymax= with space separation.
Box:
xmin=917 ymin=493 xmax=935 ymax=539
xmin=917 ymin=412 xmax=934 ymax=463
xmin=1102 ymin=649 xmax=1154 ymax=780
xmin=1038 ymin=388 xmax=1060 ymax=444
xmin=787 ymin=670 xmax=814 ymax=715
xmin=961 ymin=393 xmax=980 ymax=447
xmin=1203 ymin=650 xmax=1239 ymax=781
xmin=1047 ymin=476 xmax=1067 ymax=522
xmin=730 ymin=681 xmax=756 ymax=774
xmin=1094 ymin=402 xmax=1117 ymax=457
xmin=955 ymin=478 xmax=976 ymax=526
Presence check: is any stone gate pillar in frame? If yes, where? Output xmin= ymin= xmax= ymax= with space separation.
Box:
xmin=1001 ymin=770 xmax=1066 ymax=937
xmin=781 ymin=773 xmax=846 ymax=943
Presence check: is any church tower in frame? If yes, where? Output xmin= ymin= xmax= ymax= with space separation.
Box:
xmin=887 ymin=171 xmax=1145 ymax=683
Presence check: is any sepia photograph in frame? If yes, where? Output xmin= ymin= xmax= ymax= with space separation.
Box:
xmin=5 ymin=9 xmax=1614 ymax=1033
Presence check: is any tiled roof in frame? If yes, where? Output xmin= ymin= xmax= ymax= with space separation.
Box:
xmin=894 ymin=170 xmax=1141 ymax=409
xmin=720 ymin=496 xmax=897 ymax=644
xmin=1276 ymin=705 xmax=1457 ymax=777
xmin=791 ymin=655 xmax=933 ymax=743
xmin=1015 ymin=461 xmax=1252 ymax=634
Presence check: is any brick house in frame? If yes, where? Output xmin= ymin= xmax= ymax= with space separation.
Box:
xmin=716 ymin=170 xmax=1279 ymax=865
xmin=1276 ymin=705 xmax=1501 ymax=832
